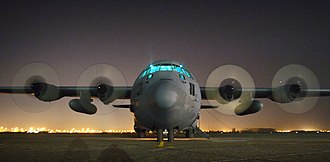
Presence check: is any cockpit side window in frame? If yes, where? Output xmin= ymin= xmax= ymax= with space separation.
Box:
xmin=189 ymin=82 xmax=195 ymax=96
xmin=179 ymin=74 xmax=185 ymax=80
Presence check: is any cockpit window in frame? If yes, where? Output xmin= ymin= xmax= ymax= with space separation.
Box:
xmin=179 ymin=74 xmax=185 ymax=80
xmin=139 ymin=64 xmax=192 ymax=79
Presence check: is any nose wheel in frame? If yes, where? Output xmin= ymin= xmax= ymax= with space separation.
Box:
xmin=157 ymin=128 xmax=175 ymax=142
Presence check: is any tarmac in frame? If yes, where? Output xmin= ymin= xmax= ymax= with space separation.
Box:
xmin=0 ymin=132 xmax=329 ymax=161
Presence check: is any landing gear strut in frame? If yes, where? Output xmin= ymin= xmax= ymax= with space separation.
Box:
xmin=157 ymin=128 xmax=175 ymax=142
xmin=168 ymin=128 xmax=174 ymax=142
xmin=186 ymin=126 xmax=194 ymax=138
xmin=157 ymin=129 xmax=163 ymax=142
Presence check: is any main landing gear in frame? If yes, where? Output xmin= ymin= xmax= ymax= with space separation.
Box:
xmin=137 ymin=130 xmax=146 ymax=138
xmin=185 ymin=126 xmax=194 ymax=138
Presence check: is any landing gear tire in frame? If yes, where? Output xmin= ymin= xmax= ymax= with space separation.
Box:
xmin=137 ymin=131 xmax=145 ymax=138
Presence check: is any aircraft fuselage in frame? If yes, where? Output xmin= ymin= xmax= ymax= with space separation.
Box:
xmin=130 ymin=61 xmax=201 ymax=132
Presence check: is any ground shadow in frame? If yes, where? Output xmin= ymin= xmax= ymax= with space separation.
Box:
xmin=63 ymin=137 xmax=91 ymax=161
xmin=96 ymin=144 xmax=135 ymax=162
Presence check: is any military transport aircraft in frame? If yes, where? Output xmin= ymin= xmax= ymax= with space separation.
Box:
xmin=1 ymin=60 xmax=330 ymax=142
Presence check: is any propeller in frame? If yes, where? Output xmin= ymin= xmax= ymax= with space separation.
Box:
xmin=77 ymin=64 xmax=127 ymax=115
xmin=219 ymin=78 xmax=242 ymax=101
xmin=205 ymin=65 xmax=255 ymax=115
xmin=12 ymin=62 xmax=60 ymax=113
xmin=272 ymin=64 xmax=320 ymax=114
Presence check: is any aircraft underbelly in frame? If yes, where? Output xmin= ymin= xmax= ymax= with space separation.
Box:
xmin=134 ymin=104 xmax=199 ymax=130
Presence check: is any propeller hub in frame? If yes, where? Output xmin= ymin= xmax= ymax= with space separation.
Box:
xmin=224 ymin=85 xmax=235 ymax=94
xmin=219 ymin=78 xmax=242 ymax=101
xmin=30 ymin=82 xmax=44 ymax=96
xmin=97 ymin=84 xmax=108 ymax=95
xmin=290 ymin=84 xmax=301 ymax=94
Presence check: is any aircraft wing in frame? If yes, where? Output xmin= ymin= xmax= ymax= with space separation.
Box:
xmin=0 ymin=83 xmax=132 ymax=114
xmin=200 ymin=87 xmax=330 ymax=100
xmin=200 ymin=86 xmax=330 ymax=115
xmin=0 ymin=84 xmax=131 ymax=98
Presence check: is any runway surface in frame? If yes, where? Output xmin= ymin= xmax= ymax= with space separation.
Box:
xmin=0 ymin=133 xmax=329 ymax=161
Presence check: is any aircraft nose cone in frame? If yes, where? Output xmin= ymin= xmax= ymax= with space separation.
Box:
xmin=146 ymin=80 xmax=188 ymax=128
xmin=155 ymin=83 xmax=178 ymax=109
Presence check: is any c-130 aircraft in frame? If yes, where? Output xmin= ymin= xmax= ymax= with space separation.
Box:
xmin=1 ymin=60 xmax=330 ymax=142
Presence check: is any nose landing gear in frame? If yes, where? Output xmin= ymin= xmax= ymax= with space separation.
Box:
xmin=157 ymin=128 xmax=175 ymax=142
xmin=168 ymin=128 xmax=174 ymax=142
xmin=157 ymin=129 xmax=163 ymax=142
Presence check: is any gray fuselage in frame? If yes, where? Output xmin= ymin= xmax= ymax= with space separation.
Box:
xmin=130 ymin=61 xmax=201 ymax=131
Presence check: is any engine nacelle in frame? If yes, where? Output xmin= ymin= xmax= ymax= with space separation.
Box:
xmin=235 ymin=100 xmax=263 ymax=116
xmin=219 ymin=85 xmax=242 ymax=102
xmin=206 ymin=78 xmax=243 ymax=104
xmin=270 ymin=84 xmax=302 ymax=103
xmin=30 ymin=82 xmax=63 ymax=102
xmin=218 ymin=78 xmax=243 ymax=103
xmin=69 ymin=99 xmax=97 ymax=115
xmin=96 ymin=84 xmax=116 ymax=104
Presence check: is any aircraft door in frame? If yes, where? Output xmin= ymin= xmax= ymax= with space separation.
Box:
xmin=189 ymin=82 xmax=197 ymax=102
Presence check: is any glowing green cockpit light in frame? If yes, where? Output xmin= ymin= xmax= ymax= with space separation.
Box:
xmin=139 ymin=64 xmax=192 ymax=79
xmin=179 ymin=74 xmax=185 ymax=80
xmin=160 ymin=65 xmax=173 ymax=71
xmin=150 ymin=65 xmax=160 ymax=73
xmin=147 ymin=74 xmax=153 ymax=79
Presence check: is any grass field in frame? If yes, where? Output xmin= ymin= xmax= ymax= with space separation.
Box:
xmin=0 ymin=133 xmax=329 ymax=161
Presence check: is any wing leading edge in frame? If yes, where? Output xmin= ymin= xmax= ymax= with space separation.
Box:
xmin=0 ymin=83 xmax=132 ymax=114
xmin=200 ymin=86 xmax=330 ymax=110
xmin=0 ymin=85 xmax=131 ymax=98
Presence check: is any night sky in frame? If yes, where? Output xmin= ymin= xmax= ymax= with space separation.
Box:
xmin=0 ymin=0 xmax=329 ymax=130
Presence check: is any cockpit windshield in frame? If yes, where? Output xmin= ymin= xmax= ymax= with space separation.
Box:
xmin=139 ymin=64 xmax=192 ymax=79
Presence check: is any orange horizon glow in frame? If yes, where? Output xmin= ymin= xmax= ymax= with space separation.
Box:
xmin=1 ymin=126 xmax=329 ymax=134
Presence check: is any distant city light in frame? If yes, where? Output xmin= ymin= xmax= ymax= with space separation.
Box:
xmin=0 ymin=126 xmax=135 ymax=134
xmin=0 ymin=126 xmax=329 ymax=134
